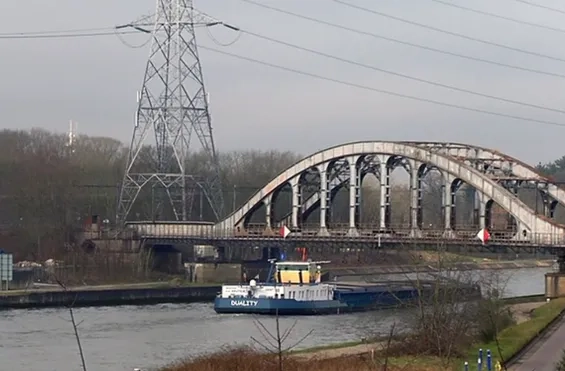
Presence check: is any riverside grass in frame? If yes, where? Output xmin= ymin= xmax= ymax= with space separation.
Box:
xmin=464 ymin=297 xmax=565 ymax=370
xmin=161 ymin=298 xmax=565 ymax=371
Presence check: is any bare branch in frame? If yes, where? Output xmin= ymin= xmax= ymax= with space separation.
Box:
xmin=53 ymin=273 xmax=88 ymax=371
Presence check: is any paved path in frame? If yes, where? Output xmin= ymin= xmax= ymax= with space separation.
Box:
xmin=509 ymin=314 xmax=565 ymax=371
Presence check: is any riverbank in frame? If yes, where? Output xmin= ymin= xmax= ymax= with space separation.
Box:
xmin=289 ymin=298 xmax=548 ymax=361
xmin=160 ymin=298 xmax=565 ymax=371
xmin=0 ymin=258 xmax=553 ymax=310
xmin=294 ymin=298 xmax=565 ymax=369
xmin=0 ymin=282 xmax=221 ymax=309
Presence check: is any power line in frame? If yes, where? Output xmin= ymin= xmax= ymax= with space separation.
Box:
xmin=1 ymin=8 xmax=562 ymax=123
xmin=430 ymin=0 xmax=565 ymax=33
xmin=332 ymin=0 xmax=565 ymax=63
xmin=511 ymin=0 xmax=565 ymax=15
xmin=0 ymin=30 xmax=138 ymax=39
xmin=200 ymin=45 xmax=565 ymax=128
xmin=1 ymin=9 xmax=563 ymax=80
xmin=239 ymin=29 xmax=565 ymax=114
xmin=239 ymin=0 xmax=565 ymax=79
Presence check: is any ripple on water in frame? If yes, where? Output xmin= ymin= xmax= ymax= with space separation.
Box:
xmin=0 ymin=267 xmax=551 ymax=371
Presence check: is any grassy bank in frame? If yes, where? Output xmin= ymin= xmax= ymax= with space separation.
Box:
xmin=160 ymin=298 xmax=565 ymax=371
xmin=160 ymin=347 xmax=439 ymax=371
xmin=465 ymin=297 xmax=565 ymax=369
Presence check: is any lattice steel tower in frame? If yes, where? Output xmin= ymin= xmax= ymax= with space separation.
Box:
xmin=116 ymin=0 xmax=225 ymax=224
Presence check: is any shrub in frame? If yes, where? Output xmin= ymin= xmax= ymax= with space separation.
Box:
xmin=555 ymin=348 xmax=565 ymax=371
xmin=476 ymin=297 xmax=516 ymax=343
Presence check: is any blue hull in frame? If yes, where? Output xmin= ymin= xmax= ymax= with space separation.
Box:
xmin=214 ymin=288 xmax=421 ymax=315
xmin=214 ymin=280 xmax=481 ymax=316
xmin=214 ymin=297 xmax=347 ymax=315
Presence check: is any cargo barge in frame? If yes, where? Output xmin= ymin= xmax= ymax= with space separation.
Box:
xmin=214 ymin=259 xmax=480 ymax=315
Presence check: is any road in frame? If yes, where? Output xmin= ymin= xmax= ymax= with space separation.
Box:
xmin=509 ymin=314 xmax=565 ymax=371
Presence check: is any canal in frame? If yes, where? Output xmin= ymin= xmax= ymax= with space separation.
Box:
xmin=0 ymin=267 xmax=553 ymax=371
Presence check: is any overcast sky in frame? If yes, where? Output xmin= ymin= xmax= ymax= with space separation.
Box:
xmin=1 ymin=0 xmax=564 ymax=165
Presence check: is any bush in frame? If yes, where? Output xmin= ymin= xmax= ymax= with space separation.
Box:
xmin=555 ymin=348 xmax=565 ymax=371
xmin=476 ymin=297 xmax=516 ymax=343
xmin=159 ymin=346 xmax=438 ymax=371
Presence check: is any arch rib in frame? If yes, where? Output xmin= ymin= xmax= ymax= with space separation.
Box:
xmin=215 ymin=141 xmax=564 ymax=240
xmin=407 ymin=142 xmax=565 ymax=208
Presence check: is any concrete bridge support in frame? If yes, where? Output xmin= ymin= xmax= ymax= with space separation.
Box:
xmin=546 ymin=252 xmax=565 ymax=299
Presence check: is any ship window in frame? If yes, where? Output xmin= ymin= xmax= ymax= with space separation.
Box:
xmin=275 ymin=294 xmax=278 ymax=299
xmin=281 ymin=293 xmax=284 ymax=298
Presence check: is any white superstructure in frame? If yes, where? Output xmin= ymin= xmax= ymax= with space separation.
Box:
xmin=220 ymin=280 xmax=335 ymax=301
xmin=219 ymin=260 xmax=336 ymax=302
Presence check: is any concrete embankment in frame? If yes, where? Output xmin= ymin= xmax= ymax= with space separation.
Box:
xmin=0 ymin=283 xmax=221 ymax=310
xmin=327 ymin=259 xmax=554 ymax=279
xmin=1 ymin=260 xmax=551 ymax=310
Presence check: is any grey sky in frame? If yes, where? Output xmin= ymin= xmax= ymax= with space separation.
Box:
xmin=0 ymin=0 xmax=564 ymax=165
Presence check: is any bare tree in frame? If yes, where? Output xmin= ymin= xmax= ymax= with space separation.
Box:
xmin=475 ymin=270 xmax=514 ymax=371
xmin=388 ymin=247 xmax=510 ymax=369
xmin=250 ymin=310 xmax=313 ymax=371
xmin=52 ymin=275 xmax=88 ymax=371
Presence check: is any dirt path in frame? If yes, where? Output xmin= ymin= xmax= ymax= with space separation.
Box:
xmin=293 ymin=342 xmax=386 ymax=361
xmin=509 ymin=302 xmax=545 ymax=324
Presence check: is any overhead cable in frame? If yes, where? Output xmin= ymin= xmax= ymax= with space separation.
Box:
xmin=200 ymin=45 xmax=565 ymax=128
xmin=332 ymin=0 xmax=565 ymax=62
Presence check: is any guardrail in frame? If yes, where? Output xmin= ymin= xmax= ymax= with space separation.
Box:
xmin=134 ymin=227 xmax=565 ymax=245
xmin=91 ymin=222 xmax=565 ymax=247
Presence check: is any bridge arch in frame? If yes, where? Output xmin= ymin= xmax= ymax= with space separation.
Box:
xmin=409 ymin=142 xmax=565 ymax=209
xmin=215 ymin=141 xmax=564 ymax=242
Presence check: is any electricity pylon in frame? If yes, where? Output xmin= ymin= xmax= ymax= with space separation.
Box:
xmin=116 ymin=0 xmax=236 ymax=224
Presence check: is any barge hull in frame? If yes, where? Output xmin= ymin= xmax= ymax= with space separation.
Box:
xmin=214 ymin=282 xmax=481 ymax=315
xmin=214 ymin=289 xmax=422 ymax=315
xmin=214 ymin=297 xmax=347 ymax=315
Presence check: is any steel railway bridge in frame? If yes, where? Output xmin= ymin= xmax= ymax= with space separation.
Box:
xmin=120 ymin=141 xmax=565 ymax=253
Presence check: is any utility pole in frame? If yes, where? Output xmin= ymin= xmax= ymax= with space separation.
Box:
xmin=115 ymin=0 xmax=238 ymax=225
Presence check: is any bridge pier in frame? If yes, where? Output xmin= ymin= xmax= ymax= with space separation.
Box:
xmin=545 ymin=252 xmax=565 ymax=299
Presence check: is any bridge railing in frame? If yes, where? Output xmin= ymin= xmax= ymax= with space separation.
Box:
xmin=124 ymin=222 xmax=565 ymax=246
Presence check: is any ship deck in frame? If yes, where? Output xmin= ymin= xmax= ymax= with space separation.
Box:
xmin=333 ymin=280 xmax=434 ymax=292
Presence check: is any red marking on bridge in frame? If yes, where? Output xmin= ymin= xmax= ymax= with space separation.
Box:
xmin=280 ymin=225 xmax=291 ymax=239
xmin=476 ymin=228 xmax=491 ymax=244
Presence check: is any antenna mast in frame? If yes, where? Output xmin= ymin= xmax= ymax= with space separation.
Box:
xmin=66 ymin=120 xmax=77 ymax=154
xmin=116 ymin=0 xmax=236 ymax=224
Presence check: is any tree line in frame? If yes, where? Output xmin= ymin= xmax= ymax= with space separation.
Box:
xmin=0 ymin=129 xmax=302 ymax=259
xmin=0 ymin=128 xmax=560 ymax=260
